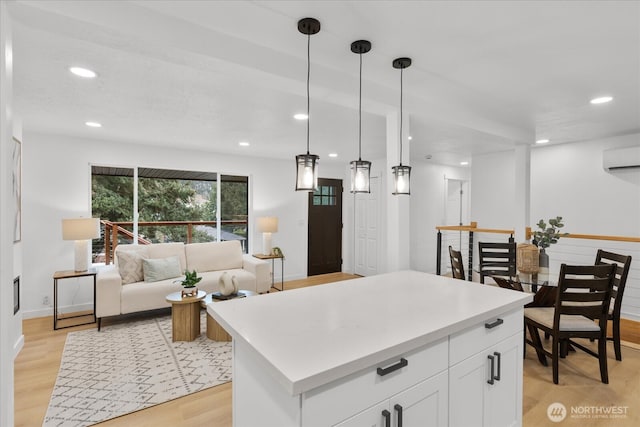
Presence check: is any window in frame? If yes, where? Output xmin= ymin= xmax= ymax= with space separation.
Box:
xmin=313 ymin=185 xmax=337 ymax=206
xmin=91 ymin=166 xmax=249 ymax=262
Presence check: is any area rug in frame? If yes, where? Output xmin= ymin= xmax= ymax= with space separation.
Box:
xmin=43 ymin=312 xmax=232 ymax=427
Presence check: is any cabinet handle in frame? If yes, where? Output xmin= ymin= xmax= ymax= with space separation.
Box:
xmin=487 ymin=354 xmax=495 ymax=385
xmin=377 ymin=358 xmax=408 ymax=376
xmin=382 ymin=409 xmax=391 ymax=427
xmin=394 ymin=404 xmax=403 ymax=427
xmin=494 ymin=351 xmax=501 ymax=381
xmin=485 ymin=318 xmax=504 ymax=329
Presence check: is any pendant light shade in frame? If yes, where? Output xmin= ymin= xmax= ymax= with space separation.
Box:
xmin=296 ymin=153 xmax=319 ymax=190
xmin=350 ymin=40 xmax=372 ymax=193
xmin=391 ymin=57 xmax=412 ymax=195
xmin=295 ymin=18 xmax=321 ymax=191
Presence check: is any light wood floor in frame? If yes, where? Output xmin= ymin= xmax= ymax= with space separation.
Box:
xmin=15 ymin=272 xmax=640 ymax=426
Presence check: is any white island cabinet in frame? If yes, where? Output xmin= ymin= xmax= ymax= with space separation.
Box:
xmin=208 ymin=270 xmax=532 ymax=427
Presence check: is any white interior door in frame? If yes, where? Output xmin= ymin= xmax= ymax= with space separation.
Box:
xmin=355 ymin=176 xmax=380 ymax=276
xmin=444 ymin=179 xmax=470 ymax=274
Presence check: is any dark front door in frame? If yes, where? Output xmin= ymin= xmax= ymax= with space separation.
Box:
xmin=308 ymin=178 xmax=343 ymax=276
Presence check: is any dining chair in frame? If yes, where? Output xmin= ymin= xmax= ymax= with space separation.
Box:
xmin=492 ymin=276 xmax=525 ymax=292
xmin=478 ymin=241 xmax=516 ymax=284
xmin=448 ymin=246 xmax=466 ymax=280
xmin=524 ymin=263 xmax=616 ymax=384
xmin=594 ymin=250 xmax=632 ymax=361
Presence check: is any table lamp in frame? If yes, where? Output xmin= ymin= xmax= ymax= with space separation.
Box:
xmin=62 ymin=217 xmax=100 ymax=271
xmin=257 ymin=216 xmax=278 ymax=256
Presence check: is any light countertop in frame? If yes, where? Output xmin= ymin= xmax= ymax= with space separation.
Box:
xmin=208 ymin=270 xmax=532 ymax=395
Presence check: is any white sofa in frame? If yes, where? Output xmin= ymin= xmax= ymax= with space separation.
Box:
xmin=96 ymin=240 xmax=270 ymax=328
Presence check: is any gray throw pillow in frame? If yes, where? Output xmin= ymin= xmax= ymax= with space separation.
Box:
xmin=142 ymin=256 xmax=182 ymax=282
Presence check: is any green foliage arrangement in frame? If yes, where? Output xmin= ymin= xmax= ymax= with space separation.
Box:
xmin=532 ymin=216 xmax=568 ymax=249
xmin=180 ymin=270 xmax=202 ymax=288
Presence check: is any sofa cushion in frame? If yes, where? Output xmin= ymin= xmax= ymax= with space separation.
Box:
xmin=147 ymin=242 xmax=187 ymax=271
xmin=186 ymin=241 xmax=243 ymax=272
xmin=142 ymin=256 xmax=182 ymax=282
xmin=115 ymin=245 xmax=150 ymax=284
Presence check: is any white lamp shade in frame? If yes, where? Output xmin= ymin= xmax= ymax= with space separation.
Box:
xmin=257 ymin=217 xmax=278 ymax=233
xmin=62 ymin=218 xmax=100 ymax=240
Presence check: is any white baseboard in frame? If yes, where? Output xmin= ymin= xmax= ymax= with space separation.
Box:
xmin=21 ymin=302 xmax=93 ymax=320
xmin=13 ymin=334 xmax=24 ymax=359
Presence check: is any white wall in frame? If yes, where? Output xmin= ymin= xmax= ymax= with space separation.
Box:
xmin=410 ymin=160 xmax=470 ymax=274
xmin=471 ymin=150 xmax=516 ymax=229
xmin=21 ymin=132 xmax=345 ymax=318
xmin=470 ymin=134 xmax=640 ymax=320
xmin=530 ymin=134 xmax=640 ymax=320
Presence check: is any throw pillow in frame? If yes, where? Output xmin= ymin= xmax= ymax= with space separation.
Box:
xmin=142 ymin=256 xmax=182 ymax=283
xmin=117 ymin=251 xmax=146 ymax=285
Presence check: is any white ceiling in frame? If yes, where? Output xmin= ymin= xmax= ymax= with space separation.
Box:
xmin=8 ymin=0 xmax=640 ymax=167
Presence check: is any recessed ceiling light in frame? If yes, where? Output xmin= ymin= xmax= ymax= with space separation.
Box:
xmin=536 ymin=139 xmax=550 ymax=144
xmin=70 ymin=67 xmax=97 ymax=78
xmin=590 ymin=96 xmax=613 ymax=105
xmin=408 ymin=136 xmax=413 ymax=141
xmin=238 ymin=141 xmax=250 ymax=147
xmin=460 ymin=161 xmax=469 ymax=166
xmin=294 ymin=113 xmax=308 ymax=120
xmin=85 ymin=121 xmax=102 ymax=128
xmin=328 ymin=153 xmax=338 ymax=158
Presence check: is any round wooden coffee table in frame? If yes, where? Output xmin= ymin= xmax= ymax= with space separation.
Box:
xmin=166 ymin=290 xmax=206 ymax=342
xmin=201 ymin=290 xmax=257 ymax=341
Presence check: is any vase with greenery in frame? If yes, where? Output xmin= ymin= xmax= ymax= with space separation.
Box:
xmin=178 ymin=269 xmax=202 ymax=297
xmin=531 ymin=216 xmax=568 ymax=282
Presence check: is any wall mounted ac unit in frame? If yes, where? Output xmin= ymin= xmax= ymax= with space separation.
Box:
xmin=603 ymin=146 xmax=640 ymax=171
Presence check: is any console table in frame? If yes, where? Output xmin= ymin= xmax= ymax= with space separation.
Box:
xmin=252 ymin=253 xmax=284 ymax=291
xmin=53 ymin=269 xmax=97 ymax=330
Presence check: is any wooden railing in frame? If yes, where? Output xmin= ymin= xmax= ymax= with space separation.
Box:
xmin=436 ymin=222 xmax=515 ymax=280
xmin=438 ymin=223 xmax=640 ymax=280
xmin=525 ymin=227 xmax=640 ymax=243
xmin=100 ymin=219 xmax=248 ymax=264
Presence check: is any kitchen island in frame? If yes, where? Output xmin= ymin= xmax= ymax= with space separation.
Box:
xmin=208 ymin=270 xmax=532 ymax=427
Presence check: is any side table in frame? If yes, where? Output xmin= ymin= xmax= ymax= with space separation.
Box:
xmin=53 ymin=269 xmax=97 ymax=330
xmin=166 ymin=290 xmax=206 ymax=342
xmin=252 ymin=254 xmax=285 ymax=291
xmin=200 ymin=290 xmax=257 ymax=341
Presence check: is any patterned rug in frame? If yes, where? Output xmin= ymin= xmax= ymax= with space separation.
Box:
xmin=43 ymin=312 xmax=232 ymax=427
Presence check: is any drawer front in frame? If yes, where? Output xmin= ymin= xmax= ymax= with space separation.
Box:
xmin=302 ymin=337 xmax=448 ymax=427
xmin=449 ymin=308 xmax=523 ymax=366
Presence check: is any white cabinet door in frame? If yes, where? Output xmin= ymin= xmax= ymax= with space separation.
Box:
xmin=449 ymin=332 xmax=522 ymax=427
xmin=485 ymin=333 xmax=523 ymax=427
xmin=334 ymin=371 xmax=448 ymax=427
xmin=393 ymin=370 xmax=448 ymax=427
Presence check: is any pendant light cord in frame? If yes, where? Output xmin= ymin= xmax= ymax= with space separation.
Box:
xmin=358 ymin=51 xmax=363 ymax=161
xmin=399 ymin=67 xmax=404 ymax=166
xmin=306 ymin=32 xmax=311 ymax=155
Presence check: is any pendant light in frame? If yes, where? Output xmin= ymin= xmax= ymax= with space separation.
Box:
xmin=295 ymin=18 xmax=321 ymax=191
xmin=391 ymin=57 xmax=412 ymax=195
xmin=350 ymin=40 xmax=372 ymax=193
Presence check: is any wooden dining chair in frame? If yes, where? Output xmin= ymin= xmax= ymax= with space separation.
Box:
xmin=594 ymin=250 xmax=632 ymax=361
xmin=448 ymin=246 xmax=466 ymax=280
xmin=492 ymin=276 xmax=525 ymax=292
xmin=524 ymin=263 xmax=616 ymax=384
xmin=478 ymin=241 xmax=516 ymax=284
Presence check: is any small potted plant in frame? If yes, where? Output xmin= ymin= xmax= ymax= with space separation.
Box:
xmin=531 ymin=216 xmax=568 ymax=280
xmin=178 ymin=269 xmax=202 ymax=297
